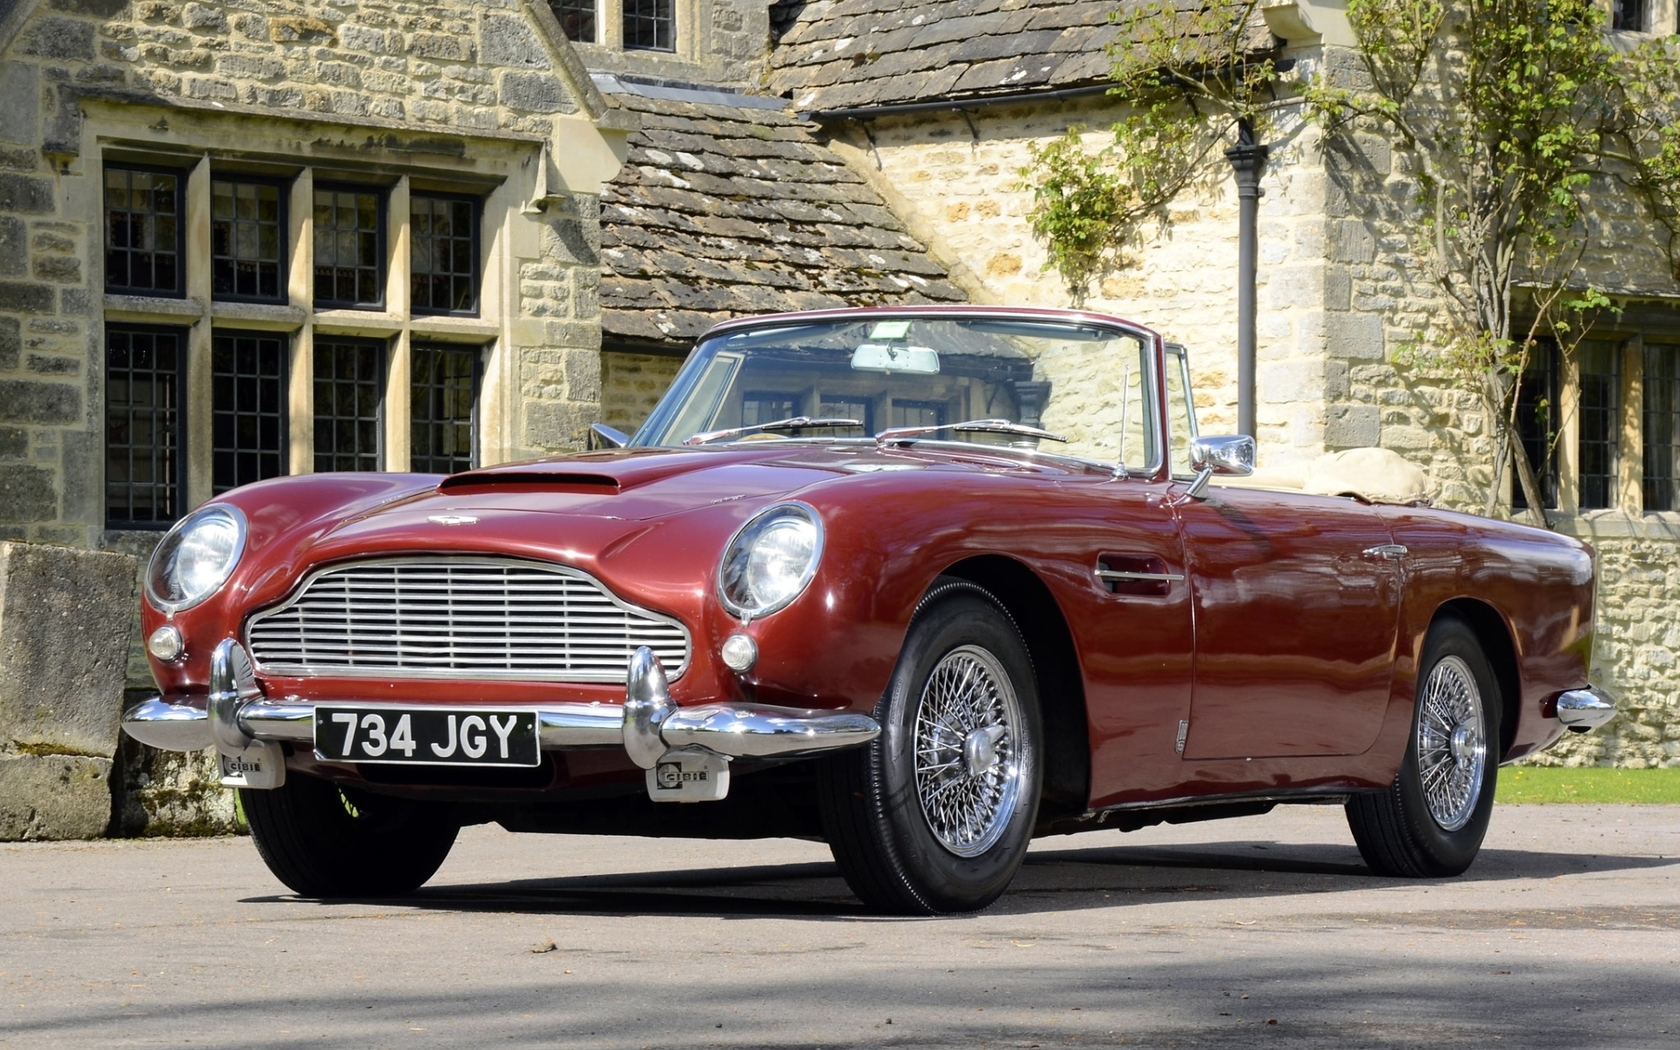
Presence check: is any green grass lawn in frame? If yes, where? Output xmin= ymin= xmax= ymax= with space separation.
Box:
xmin=1498 ymin=765 xmax=1680 ymax=804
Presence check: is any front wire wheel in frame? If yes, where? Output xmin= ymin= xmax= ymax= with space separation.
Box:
xmin=1347 ymin=616 xmax=1501 ymax=877
xmin=914 ymin=645 xmax=1027 ymax=858
xmin=819 ymin=578 xmax=1042 ymax=915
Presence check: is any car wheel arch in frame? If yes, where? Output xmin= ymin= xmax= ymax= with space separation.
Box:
xmin=935 ymin=555 xmax=1091 ymax=821
xmin=1431 ymin=598 xmax=1521 ymax=760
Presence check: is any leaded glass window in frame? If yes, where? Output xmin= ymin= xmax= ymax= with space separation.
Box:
xmin=1513 ymin=341 xmax=1560 ymax=510
xmin=105 ymin=167 xmax=183 ymax=296
xmin=314 ymin=338 xmax=384 ymax=472
xmin=1644 ymin=343 xmax=1680 ymax=512
xmin=623 ymin=0 xmax=674 ymax=51
xmin=411 ymin=344 xmax=480 ymax=475
xmin=313 ymin=187 xmax=384 ymax=308
xmin=556 ymin=0 xmax=597 ymax=42
xmin=742 ymin=393 xmax=800 ymax=426
xmin=1577 ymin=340 xmax=1620 ymax=511
xmin=212 ymin=332 xmax=287 ymax=494
xmin=1613 ymin=0 xmax=1647 ymax=32
xmin=410 ymin=195 xmax=479 ymax=315
xmin=106 ymin=327 xmax=184 ymax=528
xmin=212 ymin=179 xmax=286 ymax=302
xmin=891 ymin=400 xmax=946 ymax=429
xmin=819 ymin=396 xmax=874 ymax=434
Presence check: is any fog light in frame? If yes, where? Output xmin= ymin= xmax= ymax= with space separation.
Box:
xmin=147 ymin=624 xmax=184 ymax=662
xmin=720 ymin=632 xmax=758 ymax=673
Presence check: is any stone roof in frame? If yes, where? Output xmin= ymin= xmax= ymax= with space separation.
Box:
xmin=768 ymin=0 xmax=1254 ymax=113
xmin=598 ymin=84 xmax=966 ymax=349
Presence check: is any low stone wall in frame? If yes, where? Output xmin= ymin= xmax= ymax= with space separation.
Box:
xmin=0 ymin=541 xmax=135 ymax=839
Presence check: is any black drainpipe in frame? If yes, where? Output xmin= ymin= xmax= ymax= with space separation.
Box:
xmin=1225 ymin=118 xmax=1268 ymax=441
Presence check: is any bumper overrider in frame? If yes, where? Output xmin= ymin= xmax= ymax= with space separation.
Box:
xmin=1555 ymin=686 xmax=1618 ymax=733
xmin=122 ymin=638 xmax=881 ymax=801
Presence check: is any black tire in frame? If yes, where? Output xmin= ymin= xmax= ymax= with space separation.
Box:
xmin=1347 ymin=616 xmax=1501 ymax=877
xmin=818 ymin=578 xmax=1043 ymax=914
xmin=241 ymin=774 xmax=459 ymax=897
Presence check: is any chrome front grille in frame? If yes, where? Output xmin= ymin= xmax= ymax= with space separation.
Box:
xmin=246 ymin=557 xmax=690 ymax=681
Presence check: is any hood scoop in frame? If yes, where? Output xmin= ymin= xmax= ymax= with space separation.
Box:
xmin=438 ymin=470 xmax=622 ymax=496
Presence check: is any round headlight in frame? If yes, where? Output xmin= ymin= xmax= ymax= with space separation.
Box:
xmin=145 ymin=504 xmax=248 ymax=613
xmin=718 ymin=502 xmax=823 ymax=620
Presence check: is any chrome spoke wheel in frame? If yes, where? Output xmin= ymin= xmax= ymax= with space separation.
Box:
xmin=913 ymin=644 xmax=1024 ymax=857
xmin=1415 ymin=654 xmax=1486 ymax=832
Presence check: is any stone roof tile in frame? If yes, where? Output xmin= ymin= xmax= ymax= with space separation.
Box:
xmin=598 ymin=90 xmax=964 ymax=349
xmin=772 ymin=0 xmax=1257 ymax=111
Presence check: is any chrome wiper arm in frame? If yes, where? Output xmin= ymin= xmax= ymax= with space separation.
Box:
xmin=684 ymin=416 xmax=865 ymax=446
xmin=875 ymin=418 xmax=1068 ymax=446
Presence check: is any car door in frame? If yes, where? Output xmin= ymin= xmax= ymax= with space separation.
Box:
xmin=1172 ymin=485 xmax=1402 ymax=759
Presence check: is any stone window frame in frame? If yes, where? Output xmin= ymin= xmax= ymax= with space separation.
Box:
xmin=94 ymin=122 xmax=521 ymax=535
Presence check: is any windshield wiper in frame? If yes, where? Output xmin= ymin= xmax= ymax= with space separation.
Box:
xmin=684 ymin=416 xmax=865 ymax=446
xmin=875 ymin=418 xmax=1068 ymax=447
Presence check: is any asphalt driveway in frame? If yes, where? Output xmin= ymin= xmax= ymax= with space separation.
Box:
xmin=2 ymin=803 xmax=1676 ymax=1048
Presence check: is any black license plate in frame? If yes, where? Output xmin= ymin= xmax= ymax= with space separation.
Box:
xmin=314 ymin=707 xmax=540 ymax=767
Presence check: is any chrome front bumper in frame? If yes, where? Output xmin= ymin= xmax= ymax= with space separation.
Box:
xmin=1555 ymin=686 xmax=1618 ymax=733
xmin=123 ymin=640 xmax=881 ymax=767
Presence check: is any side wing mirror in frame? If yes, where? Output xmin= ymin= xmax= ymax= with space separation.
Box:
xmin=1180 ymin=434 xmax=1255 ymax=502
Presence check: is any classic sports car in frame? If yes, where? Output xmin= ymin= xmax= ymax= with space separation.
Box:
xmin=123 ymin=306 xmax=1616 ymax=914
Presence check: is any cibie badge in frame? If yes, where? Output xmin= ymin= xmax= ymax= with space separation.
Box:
xmin=646 ymin=748 xmax=730 ymax=802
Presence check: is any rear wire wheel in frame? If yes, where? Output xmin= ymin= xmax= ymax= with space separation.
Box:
xmin=1347 ymin=616 xmax=1501 ymax=877
xmin=241 ymin=773 xmax=459 ymax=897
xmin=818 ymin=578 xmax=1042 ymax=914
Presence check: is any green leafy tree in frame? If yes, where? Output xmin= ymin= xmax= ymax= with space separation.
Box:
xmin=1024 ymin=0 xmax=1680 ymax=524
xmin=1022 ymin=1 xmax=1278 ymax=304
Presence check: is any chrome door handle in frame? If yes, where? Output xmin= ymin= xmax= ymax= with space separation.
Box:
xmin=1362 ymin=544 xmax=1407 ymax=561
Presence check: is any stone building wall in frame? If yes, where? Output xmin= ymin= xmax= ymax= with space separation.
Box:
xmin=819 ymin=85 xmax=1343 ymax=477
xmin=0 ymin=0 xmax=623 ymax=549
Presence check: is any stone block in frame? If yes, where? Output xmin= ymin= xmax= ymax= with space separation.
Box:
xmin=0 ymin=175 xmax=55 ymax=216
xmin=481 ymin=14 xmax=551 ymax=69
xmin=0 ymin=316 xmax=17 ymax=370
xmin=0 ymin=378 xmax=79 ymax=423
xmin=501 ymin=70 xmax=573 ymax=114
xmin=181 ymin=2 xmax=227 ymax=31
xmin=1326 ymin=311 xmax=1384 ymax=360
xmin=1325 ymin=404 xmax=1380 ymax=448
xmin=20 ymin=17 xmax=95 ymax=62
xmin=0 ymin=542 xmax=138 ymax=758
xmin=0 ymin=466 xmax=57 ymax=522
xmin=524 ymin=398 xmax=583 ymax=451
xmin=0 ymin=63 xmax=37 ymax=147
xmin=0 ymin=753 xmax=112 ymax=841
xmin=0 ymin=429 xmax=26 ymax=459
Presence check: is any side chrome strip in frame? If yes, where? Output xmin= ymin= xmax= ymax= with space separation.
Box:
xmin=1095 ymin=569 xmax=1186 ymax=584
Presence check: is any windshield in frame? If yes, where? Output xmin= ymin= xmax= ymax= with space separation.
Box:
xmin=633 ymin=315 xmax=1162 ymax=472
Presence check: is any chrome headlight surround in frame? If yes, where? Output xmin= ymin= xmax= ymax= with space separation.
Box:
xmin=144 ymin=504 xmax=249 ymax=614
xmin=717 ymin=502 xmax=824 ymax=621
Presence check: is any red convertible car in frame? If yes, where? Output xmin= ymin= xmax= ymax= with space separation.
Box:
xmin=123 ymin=306 xmax=1615 ymax=914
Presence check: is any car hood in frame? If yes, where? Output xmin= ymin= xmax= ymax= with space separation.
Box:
xmin=398 ymin=442 xmax=1105 ymax=523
